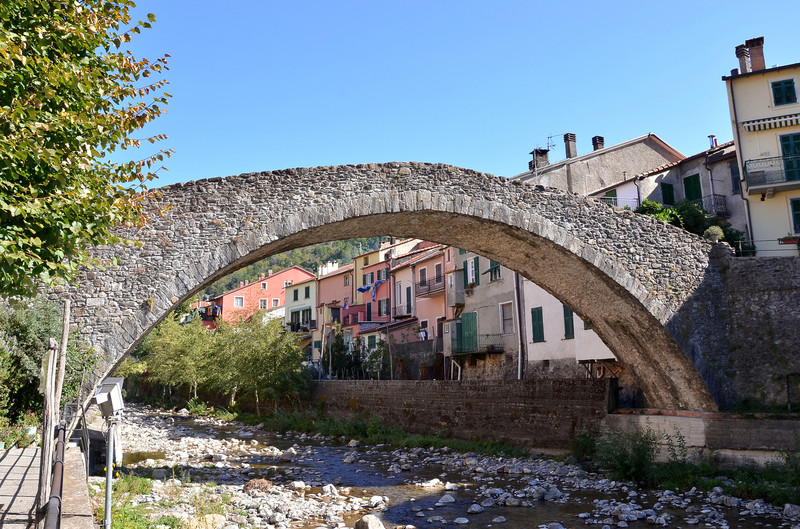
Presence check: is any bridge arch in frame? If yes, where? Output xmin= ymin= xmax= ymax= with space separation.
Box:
xmin=63 ymin=162 xmax=730 ymax=411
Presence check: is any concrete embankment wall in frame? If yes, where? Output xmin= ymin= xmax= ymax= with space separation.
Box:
xmin=313 ymin=380 xmax=800 ymax=464
xmin=312 ymin=379 xmax=615 ymax=449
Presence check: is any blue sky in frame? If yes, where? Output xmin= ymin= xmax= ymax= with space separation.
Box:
xmin=126 ymin=1 xmax=800 ymax=186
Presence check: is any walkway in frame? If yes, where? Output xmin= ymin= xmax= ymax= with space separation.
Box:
xmin=0 ymin=447 xmax=40 ymax=529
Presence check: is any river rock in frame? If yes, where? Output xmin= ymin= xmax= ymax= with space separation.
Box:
xmin=785 ymin=504 xmax=800 ymax=519
xmin=438 ymin=494 xmax=456 ymax=504
xmin=243 ymin=479 xmax=273 ymax=493
xmin=491 ymin=516 xmax=506 ymax=523
xmin=322 ymin=484 xmax=338 ymax=496
xmin=348 ymin=439 xmax=361 ymax=447
xmin=453 ymin=518 xmax=469 ymax=524
xmin=467 ymin=504 xmax=484 ymax=514
xmin=355 ymin=514 xmax=385 ymax=529
xmin=181 ymin=513 xmax=226 ymax=529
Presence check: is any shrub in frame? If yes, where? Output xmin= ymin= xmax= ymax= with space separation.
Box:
xmin=596 ymin=426 xmax=657 ymax=485
xmin=186 ymin=397 xmax=207 ymax=416
xmin=572 ymin=431 xmax=599 ymax=462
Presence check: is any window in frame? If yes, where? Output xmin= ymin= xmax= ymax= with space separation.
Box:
xmin=583 ymin=319 xmax=592 ymax=330
xmin=396 ymin=282 xmax=402 ymax=302
xmin=500 ymin=302 xmax=514 ymax=335
xmin=234 ymin=296 xmax=244 ymax=308
xmin=792 ymin=198 xmax=800 ymax=234
xmin=419 ymin=267 xmax=427 ymax=285
xmin=378 ymin=298 xmax=389 ymax=316
xmin=313 ymin=340 xmax=322 ymax=351
xmin=272 ymin=298 xmax=279 ymax=308
xmin=446 ymin=249 xmax=450 ymax=262
xmin=284 ymin=280 xmax=292 ymax=288
xmin=729 ymin=161 xmax=741 ymax=195
xmin=683 ymin=174 xmax=702 ymax=202
xmin=531 ymin=307 xmax=544 ymax=343
xmin=292 ymin=289 xmax=299 ymax=302
xmin=259 ymin=298 xmax=268 ymax=309
xmin=772 ymin=79 xmax=797 ymax=106
xmin=302 ymin=308 xmax=312 ymax=323
xmin=661 ymin=182 xmax=675 ymax=205
xmin=419 ymin=320 xmax=429 ymax=339
xmin=304 ymin=285 xmax=310 ymax=299
xmin=363 ymin=256 xmax=369 ymax=266
xmin=780 ymin=133 xmax=800 ymax=181
xmin=261 ymin=282 xmax=267 ymax=290
xmin=462 ymin=257 xmax=479 ymax=287
xmin=366 ymin=302 xmax=372 ymax=320
xmin=343 ymin=275 xmax=350 ymax=287
xmin=604 ymin=189 xmax=617 ymax=206
xmin=563 ymin=305 xmax=575 ymax=340
xmin=489 ymin=260 xmax=501 ymax=281
xmin=459 ymin=248 xmax=467 ymax=254
xmin=367 ymin=335 xmax=376 ymax=350
xmin=362 ymin=271 xmax=374 ymax=286
xmin=435 ymin=263 xmax=442 ymax=280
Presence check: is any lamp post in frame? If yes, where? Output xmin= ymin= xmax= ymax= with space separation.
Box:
xmin=93 ymin=377 xmax=125 ymax=529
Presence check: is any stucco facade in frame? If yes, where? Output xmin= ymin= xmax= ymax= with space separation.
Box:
xmin=724 ymin=37 xmax=800 ymax=256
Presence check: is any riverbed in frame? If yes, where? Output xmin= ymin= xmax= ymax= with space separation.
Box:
xmin=93 ymin=404 xmax=800 ymax=529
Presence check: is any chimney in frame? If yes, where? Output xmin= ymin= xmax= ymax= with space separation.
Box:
xmin=746 ymin=36 xmax=765 ymax=71
xmin=528 ymin=148 xmax=550 ymax=171
xmin=564 ymin=133 xmax=577 ymax=159
xmin=708 ymin=134 xmax=718 ymax=149
xmin=591 ymin=135 xmax=605 ymax=151
xmin=735 ymin=44 xmax=750 ymax=74
xmin=268 ymin=269 xmax=273 ymax=276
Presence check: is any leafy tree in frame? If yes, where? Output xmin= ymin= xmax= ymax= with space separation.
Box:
xmin=0 ymin=0 xmax=170 ymax=297
xmin=141 ymin=317 xmax=210 ymax=399
xmin=227 ymin=315 xmax=309 ymax=416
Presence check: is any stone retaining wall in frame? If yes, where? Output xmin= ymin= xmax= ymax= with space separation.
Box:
xmin=311 ymin=379 xmax=614 ymax=449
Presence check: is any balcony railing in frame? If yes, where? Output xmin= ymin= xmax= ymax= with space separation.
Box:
xmin=451 ymin=334 xmax=506 ymax=355
xmin=745 ymin=155 xmax=800 ymax=192
xmin=598 ymin=196 xmax=641 ymax=209
xmin=392 ymin=304 xmax=413 ymax=318
xmin=416 ymin=275 xmax=445 ymax=296
xmin=689 ymin=194 xmax=729 ymax=217
xmin=289 ymin=321 xmax=315 ymax=333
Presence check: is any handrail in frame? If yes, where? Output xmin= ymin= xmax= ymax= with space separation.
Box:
xmin=43 ymin=420 xmax=67 ymax=529
xmin=745 ymin=154 xmax=800 ymax=186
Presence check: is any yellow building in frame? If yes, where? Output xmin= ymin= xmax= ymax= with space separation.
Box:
xmin=724 ymin=37 xmax=800 ymax=256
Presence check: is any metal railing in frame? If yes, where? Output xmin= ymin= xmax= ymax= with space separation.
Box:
xmin=392 ymin=304 xmax=413 ymax=318
xmin=745 ymin=154 xmax=800 ymax=187
xmin=415 ymin=275 xmax=445 ymax=296
xmin=598 ymin=196 xmax=641 ymax=209
xmin=451 ymin=334 xmax=506 ymax=355
xmin=43 ymin=420 xmax=66 ymax=529
xmin=689 ymin=194 xmax=729 ymax=216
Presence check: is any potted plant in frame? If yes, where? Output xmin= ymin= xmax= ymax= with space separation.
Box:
xmin=703 ymin=225 xmax=724 ymax=243
xmin=778 ymin=233 xmax=800 ymax=245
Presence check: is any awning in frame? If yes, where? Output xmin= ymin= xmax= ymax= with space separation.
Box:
xmin=742 ymin=112 xmax=800 ymax=132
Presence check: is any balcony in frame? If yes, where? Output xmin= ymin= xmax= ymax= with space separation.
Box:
xmin=451 ymin=334 xmax=506 ymax=356
xmin=392 ymin=304 xmax=413 ymax=319
xmin=416 ymin=275 xmax=445 ymax=296
xmin=689 ymin=194 xmax=729 ymax=217
xmin=289 ymin=320 xmax=315 ymax=333
xmin=598 ymin=196 xmax=641 ymax=209
xmin=745 ymin=155 xmax=800 ymax=195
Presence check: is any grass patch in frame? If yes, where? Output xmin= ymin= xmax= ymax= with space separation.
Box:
xmin=573 ymin=427 xmax=800 ymax=505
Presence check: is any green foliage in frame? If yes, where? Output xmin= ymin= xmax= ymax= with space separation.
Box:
xmin=571 ymin=431 xmax=599 ymax=462
xmin=140 ymin=317 xmax=210 ymax=398
xmin=703 ymin=225 xmax=725 ymax=240
xmin=0 ymin=297 xmax=96 ymax=421
xmin=596 ymin=426 xmax=658 ymax=485
xmin=186 ymin=397 xmax=208 ymax=416
xmin=0 ymin=0 xmax=170 ymax=297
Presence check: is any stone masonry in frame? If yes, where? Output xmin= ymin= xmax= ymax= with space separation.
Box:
xmin=57 ymin=162 xmax=736 ymax=411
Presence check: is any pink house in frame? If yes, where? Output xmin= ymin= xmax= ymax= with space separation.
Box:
xmin=208 ymin=266 xmax=315 ymax=327
xmin=312 ymin=262 xmax=354 ymax=362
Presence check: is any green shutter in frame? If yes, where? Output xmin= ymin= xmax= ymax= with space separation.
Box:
xmin=792 ymin=199 xmax=800 ymax=233
xmin=604 ymin=189 xmax=617 ymax=206
xmin=363 ymin=274 xmax=367 ymax=286
xmin=461 ymin=312 xmax=478 ymax=353
xmin=773 ymin=79 xmax=797 ymax=106
xmin=313 ymin=340 xmax=322 ymax=350
xmin=531 ymin=307 xmax=544 ymax=343
xmin=406 ymin=286 xmax=412 ymax=314
xmin=304 ymin=286 xmax=310 ymax=298
xmin=367 ymin=335 xmax=376 ymax=349
xmin=661 ymin=182 xmax=675 ymax=205
xmin=563 ymin=305 xmax=574 ymax=340
xmin=366 ymin=302 xmax=372 ymax=320
xmin=729 ymin=161 xmax=741 ymax=194
xmin=473 ymin=257 xmax=480 ymax=286
xmin=683 ymin=174 xmax=702 ymax=202
xmin=463 ymin=260 xmax=469 ymax=288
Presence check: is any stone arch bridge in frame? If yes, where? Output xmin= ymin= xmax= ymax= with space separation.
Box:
xmin=62 ymin=162 xmax=734 ymax=411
